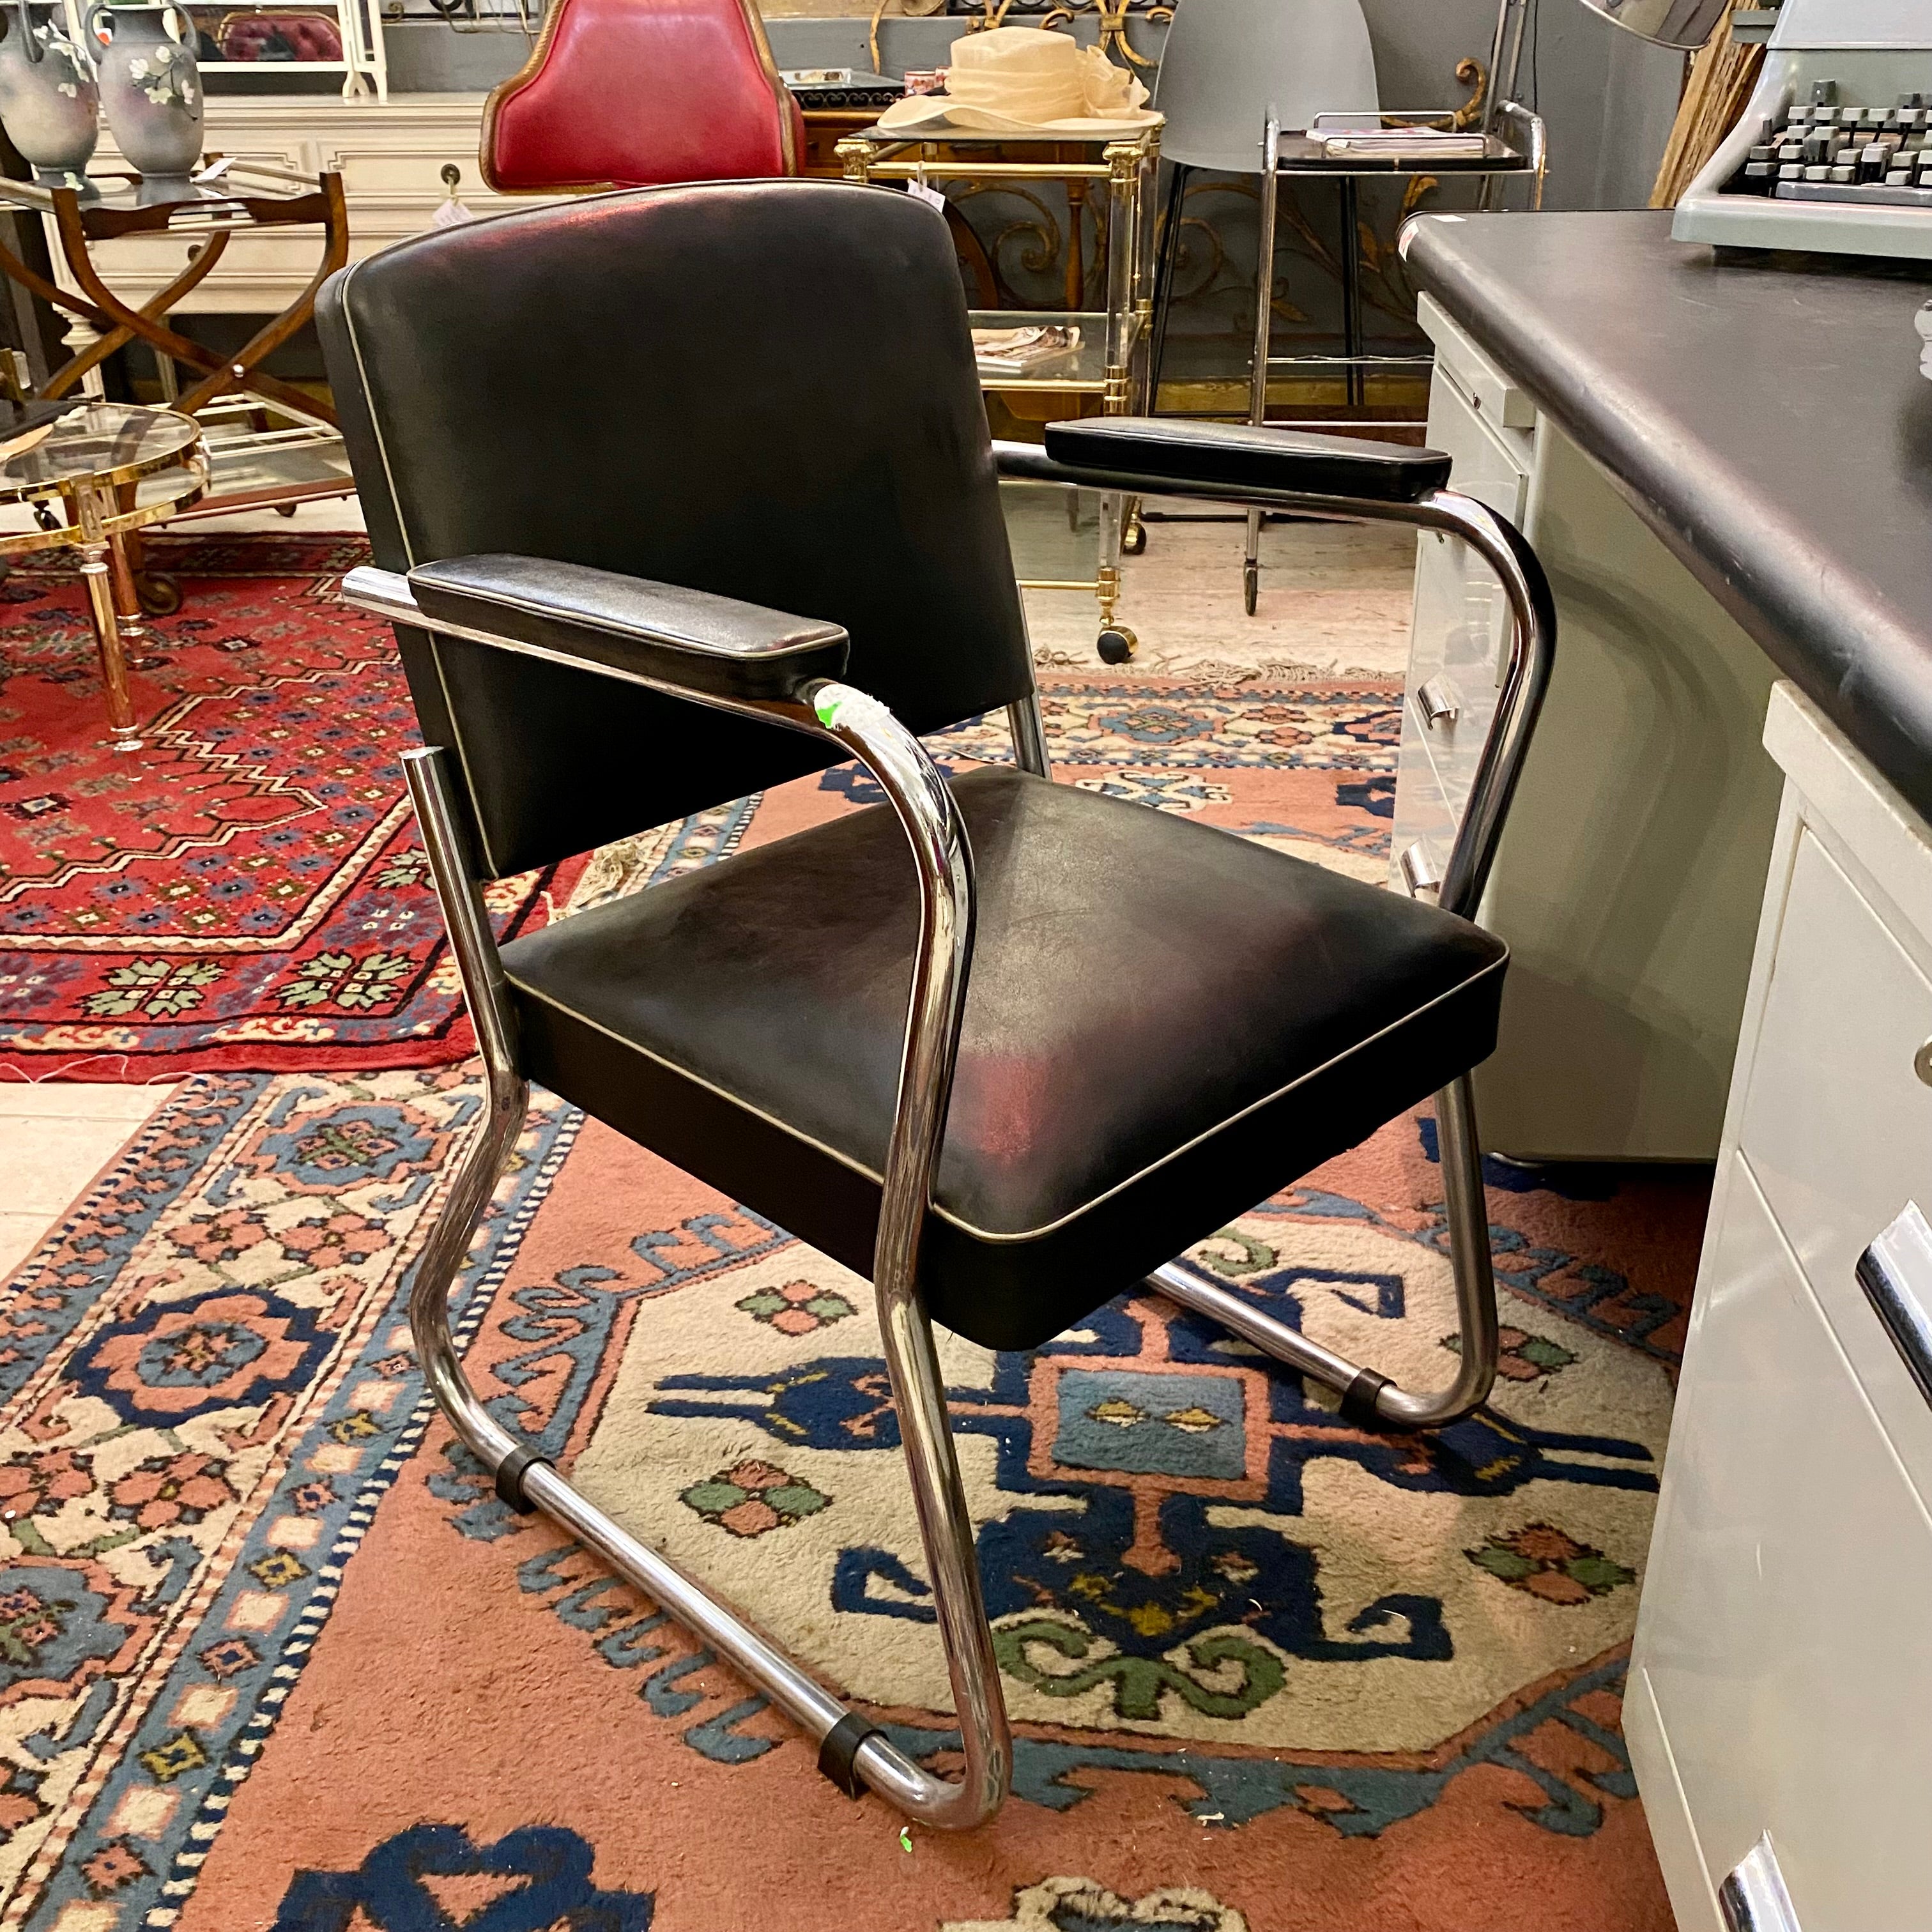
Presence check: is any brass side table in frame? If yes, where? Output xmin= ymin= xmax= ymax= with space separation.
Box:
xmin=0 ymin=404 xmax=208 ymax=753
xmin=836 ymin=123 xmax=1162 ymax=662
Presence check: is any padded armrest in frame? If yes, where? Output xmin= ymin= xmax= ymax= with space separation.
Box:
xmin=408 ymin=553 xmax=850 ymax=705
xmin=1042 ymin=417 xmax=1452 ymax=505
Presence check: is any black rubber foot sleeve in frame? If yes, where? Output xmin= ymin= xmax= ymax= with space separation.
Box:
xmin=1339 ymin=1367 xmax=1393 ymax=1430
xmin=494 ymin=1443 xmax=550 ymax=1514
xmin=817 ymin=1713 xmax=884 ymax=1798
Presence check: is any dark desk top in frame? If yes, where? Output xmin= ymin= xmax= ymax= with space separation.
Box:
xmin=1401 ymin=210 xmax=1932 ymax=825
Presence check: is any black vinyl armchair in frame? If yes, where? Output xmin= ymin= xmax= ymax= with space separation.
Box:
xmin=317 ymin=178 xmax=1553 ymax=1833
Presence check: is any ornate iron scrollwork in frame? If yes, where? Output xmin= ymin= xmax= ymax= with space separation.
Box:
xmin=946 ymin=0 xmax=1170 ymax=68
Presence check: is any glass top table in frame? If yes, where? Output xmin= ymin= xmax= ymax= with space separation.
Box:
xmin=0 ymin=402 xmax=208 ymax=753
xmin=0 ymin=402 xmax=201 ymax=503
xmin=0 ymin=159 xmax=333 ymax=226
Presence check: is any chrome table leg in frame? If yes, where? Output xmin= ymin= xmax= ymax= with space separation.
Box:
xmin=1244 ymin=111 xmax=1282 ymax=618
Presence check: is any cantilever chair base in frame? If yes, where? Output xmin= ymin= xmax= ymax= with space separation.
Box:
xmin=1149 ymin=1069 xmax=1499 ymax=1430
xmin=401 ymin=729 xmax=1503 ymax=1833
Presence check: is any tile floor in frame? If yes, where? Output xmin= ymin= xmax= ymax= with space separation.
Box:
xmin=0 ymin=489 xmax=1416 ymax=1282
xmin=0 ymin=1080 xmax=174 ymax=1276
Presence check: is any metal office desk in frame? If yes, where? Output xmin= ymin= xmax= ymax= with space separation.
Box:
xmin=1395 ymin=208 xmax=1932 ymax=1932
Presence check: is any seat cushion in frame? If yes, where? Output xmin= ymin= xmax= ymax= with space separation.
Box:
xmin=500 ymin=765 xmax=1506 ymax=1349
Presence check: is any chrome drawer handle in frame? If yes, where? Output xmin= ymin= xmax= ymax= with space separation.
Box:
xmin=1720 ymin=1834 xmax=1802 ymax=1932
xmin=1411 ymin=677 xmax=1460 ymax=731
xmin=1399 ymin=840 xmax=1442 ymax=901
xmin=1856 ymin=1200 xmax=1932 ymax=1410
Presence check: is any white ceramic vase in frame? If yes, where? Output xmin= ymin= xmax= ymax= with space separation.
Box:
xmin=0 ymin=0 xmax=100 ymax=190
xmin=84 ymin=1 xmax=199 ymax=183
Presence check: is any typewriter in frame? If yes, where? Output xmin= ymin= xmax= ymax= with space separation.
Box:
xmin=1674 ymin=0 xmax=1932 ymax=258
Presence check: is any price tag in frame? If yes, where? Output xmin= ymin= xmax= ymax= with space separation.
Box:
xmin=906 ymin=179 xmax=947 ymax=217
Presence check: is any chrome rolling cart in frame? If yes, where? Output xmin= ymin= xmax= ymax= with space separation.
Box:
xmin=1232 ymin=98 xmax=1545 ymax=614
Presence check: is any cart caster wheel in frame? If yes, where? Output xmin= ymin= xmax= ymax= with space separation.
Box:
xmin=135 ymin=571 xmax=181 ymax=617
xmin=1121 ymin=519 xmax=1146 ymax=556
xmin=1097 ymin=625 xmax=1137 ymax=664
xmin=1243 ymin=561 xmax=1259 ymax=617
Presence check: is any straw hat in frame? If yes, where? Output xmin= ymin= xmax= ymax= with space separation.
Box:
xmin=877 ymin=26 xmax=1158 ymax=135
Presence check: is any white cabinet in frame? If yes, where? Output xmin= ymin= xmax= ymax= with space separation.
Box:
xmin=1397 ymin=296 xmax=1786 ymax=1162
xmin=72 ymin=95 xmax=526 ymax=318
xmin=1627 ymin=681 xmax=1932 ymax=1932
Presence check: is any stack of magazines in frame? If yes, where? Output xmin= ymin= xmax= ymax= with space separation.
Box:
xmin=970 ymin=324 xmax=1082 ymax=376
xmin=1316 ymin=126 xmax=1491 ymax=160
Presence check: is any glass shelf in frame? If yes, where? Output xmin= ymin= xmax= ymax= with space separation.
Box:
xmin=968 ymin=309 xmax=1146 ymax=394
xmin=180 ymin=419 xmax=353 ymax=516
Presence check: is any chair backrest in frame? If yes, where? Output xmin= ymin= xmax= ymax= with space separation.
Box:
xmin=480 ymin=0 xmax=806 ymax=192
xmin=316 ymin=180 xmax=1035 ymax=882
xmin=1152 ymin=0 xmax=1381 ymax=172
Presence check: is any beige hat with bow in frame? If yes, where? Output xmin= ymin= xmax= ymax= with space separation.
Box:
xmin=877 ymin=26 xmax=1159 ymax=135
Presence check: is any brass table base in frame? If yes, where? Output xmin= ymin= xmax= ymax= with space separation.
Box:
xmin=0 ymin=404 xmax=209 ymax=751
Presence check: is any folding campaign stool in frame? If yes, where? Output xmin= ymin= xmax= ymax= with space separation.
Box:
xmin=316 ymin=177 xmax=1554 ymax=1832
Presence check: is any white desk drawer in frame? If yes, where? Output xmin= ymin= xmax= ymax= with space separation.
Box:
xmin=323 ymin=146 xmax=528 ymax=209
xmin=1388 ymin=730 xmax=1456 ymax=899
xmin=1638 ymin=1154 xmax=1932 ymax=1932
xmin=1405 ymin=365 xmax=1529 ymax=817
xmin=1418 ymin=291 xmax=1537 ymax=433
xmin=1737 ymin=825 xmax=1932 ymax=1475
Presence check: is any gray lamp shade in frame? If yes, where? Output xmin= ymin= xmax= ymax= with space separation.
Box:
xmin=1574 ymin=0 xmax=1729 ymax=49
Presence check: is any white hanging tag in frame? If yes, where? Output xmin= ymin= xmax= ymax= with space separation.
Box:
xmin=432 ymin=162 xmax=476 ymax=229
xmin=906 ymin=165 xmax=946 ymax=217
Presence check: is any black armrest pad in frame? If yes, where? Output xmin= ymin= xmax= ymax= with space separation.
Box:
xmin=1043 ymin=417 xmax=1452 ymax=505
xmin=408 ymin=554 xmax=850 ymax=705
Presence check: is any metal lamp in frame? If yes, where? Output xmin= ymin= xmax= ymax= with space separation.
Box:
xmin=1574 ymin=0 xmax=1729 ymax=50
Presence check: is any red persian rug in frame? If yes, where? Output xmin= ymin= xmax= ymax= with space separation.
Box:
xmin=0 ymin=535 xmax=583 ymax=1081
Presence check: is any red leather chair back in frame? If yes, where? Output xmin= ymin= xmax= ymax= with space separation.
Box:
xmin=482 ymin=0 xmax=804 ymax=192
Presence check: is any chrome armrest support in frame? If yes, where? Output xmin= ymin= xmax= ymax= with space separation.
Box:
xmin=981 ymin=466 xmax=1556 ymax=923
xmin=982 ymin=462 xmax=1554 ymax=1434
xmin=1419 ymin=489 xmax=1554 ymax=921
xmin=346 ymin=564 xmax=1009 ymax=1828
xmin=800 ymin=684 xmax=1009 ymax=1828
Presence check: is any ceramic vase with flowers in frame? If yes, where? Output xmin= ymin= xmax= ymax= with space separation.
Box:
xmin=0 ymin=0 xmax=100 ymax=194
xmin=84 ymin=1 xmax=200 ymax=187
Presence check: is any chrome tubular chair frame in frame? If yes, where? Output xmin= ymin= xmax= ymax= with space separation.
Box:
xmin=993 ymin=442 xmax=1556 ymax=1428
xmin=344 ymin=444 xmax=1551 ymax=1820
xmin=347 ymin=564 xmax=1009 ymax=1830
